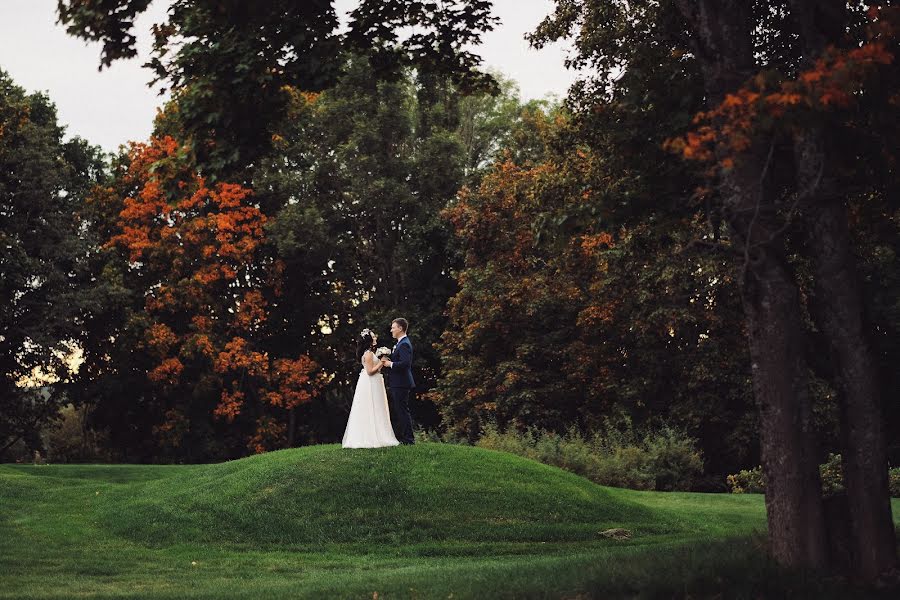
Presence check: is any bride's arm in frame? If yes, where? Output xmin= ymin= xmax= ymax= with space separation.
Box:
xmin=363 ymin=351 xmax=382 ymax=375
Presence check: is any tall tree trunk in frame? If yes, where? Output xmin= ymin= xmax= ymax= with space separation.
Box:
xmin=789 ymin=0 xmax=898 ymax=581
xmin=674 ymin=0 xmax=827 ymax=570
xmin=801 ymin=163 xmax=897 ymax=580
xmin=728 ymin=143 xmax=828 ymax=571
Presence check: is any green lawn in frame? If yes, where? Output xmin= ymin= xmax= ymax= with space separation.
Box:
xmin=1 ymin=443 xmax=897 ymax=599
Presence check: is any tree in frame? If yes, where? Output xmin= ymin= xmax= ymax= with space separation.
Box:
xmin=531 ymin=0 xmax=897 ymax=578
xmin=436 ymin=101 xmax=759 ymax=479
xmin=254 ymin=59 xmax=520 ymax=441
xmin=666 ymin=1 xmax=898 ymax=577
xmin=78 ymin=134 xmax=324 ymax=459
xmin=455 ymin=73 xmax=525 ymax=179
xmin=673 ymin=0 xmax=828 ymax=571
xmin=56 ymin=0 xmax=499 ymax=177
xmin=0 ymin=69 xmax=106 ymax=458
xmin=788 ymin=1 xmax=897 ymax=580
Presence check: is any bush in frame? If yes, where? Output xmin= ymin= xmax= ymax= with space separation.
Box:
xmin=475 ymin=421 xmax=704 ymax=491
xmin=727 ymin=455 xmax=900 ymax=498
xmin=818 ymin=453 xmax=844 ymax=497
xmin=642 ymin=425 xmax=706 ymax=491
xmin=413 ymin=428 xmax=467 ymax=445
xmin=2 ymin=437 xmax=36 ymax=463
xmin=726 ymin=466 xmax=765 ymax=494
xmin=44 ymin=404 xmax=108 ymax=463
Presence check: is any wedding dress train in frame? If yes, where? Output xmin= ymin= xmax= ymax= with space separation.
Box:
xmin=342 ymin=353 xmax=400 ymax=448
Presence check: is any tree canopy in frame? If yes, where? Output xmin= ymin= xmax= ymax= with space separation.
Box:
xmin=0 ymin=0 xmax=896 ymax=582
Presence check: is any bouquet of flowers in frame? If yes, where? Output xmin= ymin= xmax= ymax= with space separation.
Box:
xmin=375 ymin=347 xmax=392 ymax=361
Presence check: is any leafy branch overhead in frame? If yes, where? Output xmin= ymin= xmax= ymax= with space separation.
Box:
xmin=56 ymin=0 xmax=500 ymax=176
xmin=346 ymin=0 xmax=499 ymax=94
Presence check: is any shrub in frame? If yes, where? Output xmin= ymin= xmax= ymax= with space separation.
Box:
xmin=890 ymin=467 xmax=900 ymax=498
xmin=641 ymin=425 xmax=706 ymax=491
xmin=818 ymin=453 xmax=844 ymax=497
xmin=2 ymin=438 xmax=35 ymax=463
xmin=727 ymin=455 xmax=900 ymax=498
xmin=475 ymin=421 xmax=704 ymax=491
xmin=413 ymin=428 xmax=467 ymax=445
xmin=726 ymin=466 xmax=766 ymax=494
xmin=44 ymin=404 xmax=108 ymax=463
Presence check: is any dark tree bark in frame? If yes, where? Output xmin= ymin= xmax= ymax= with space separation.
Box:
xmin=674 ymin=0 xmax=827 ymax=570
xmin=789 ymin=0 xmax=898 ymax=582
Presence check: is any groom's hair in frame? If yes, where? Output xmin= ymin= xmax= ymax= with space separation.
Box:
xmin=392 ymin=318 xmax=409 ymax=333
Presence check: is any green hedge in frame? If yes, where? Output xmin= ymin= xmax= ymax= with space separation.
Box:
xmin=471 ymin=422 xmax=704 ymax=492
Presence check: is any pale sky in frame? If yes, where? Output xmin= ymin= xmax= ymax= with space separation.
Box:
xmin=0 ymin=0 xmax=581 ymax=154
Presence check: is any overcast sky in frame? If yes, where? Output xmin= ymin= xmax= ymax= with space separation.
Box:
xmin=0 ymin=0 xmax=582 ymax=154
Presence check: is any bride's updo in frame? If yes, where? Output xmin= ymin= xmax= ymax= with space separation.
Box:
xmin=356 ymin=328 xmax=376 ymax=361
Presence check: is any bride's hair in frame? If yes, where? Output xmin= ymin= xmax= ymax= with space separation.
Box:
xmin=356 ymin=330 xmax=375 ymax=361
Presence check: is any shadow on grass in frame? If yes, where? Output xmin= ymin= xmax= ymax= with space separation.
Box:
xmin=534 ymin=536 xmax=900 ymax=600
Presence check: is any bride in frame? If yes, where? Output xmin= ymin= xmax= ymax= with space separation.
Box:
xmin=341 ymin=328 xmax=400 ymax=449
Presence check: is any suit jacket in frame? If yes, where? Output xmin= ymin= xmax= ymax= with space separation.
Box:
xmin=387 ymin=336 xmax=416 ymax=389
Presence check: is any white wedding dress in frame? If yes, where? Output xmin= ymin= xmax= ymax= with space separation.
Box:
xmin=341 ymin=351 xmax=400 ymax=448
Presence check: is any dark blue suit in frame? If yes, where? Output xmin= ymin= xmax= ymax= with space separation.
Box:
xmin=387 ymin=336 xmax=415 ymax=444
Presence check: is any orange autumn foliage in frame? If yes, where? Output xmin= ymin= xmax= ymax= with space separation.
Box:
xmin=577 ymin=303 xmax=617 ymax=329
xmin=146 ymin=322 xmax=178 ymax=358
xmin=148 ymin=357 xmax=184 ymax=385
xmin=235 ymin=290 xmax=268 ymax=331
xmin=214 ymin=389 xmax=245 ymax=422
xmin=191 ymin=315 xmax=214 ymax=332
xmin=246 ymin=416 xmax=288 ymax=454
xmin=213 ymin=351 xmax=323 ymax=421
xmin=99 ymin=134 xmax=324 ymax=450
xmin=437 ymin=128 xmax=623 ymax=434
xmin=269 ymin=356 xmax=322 ymax=410
xmin=212 ymin=336 xmax=322 ymax=424
xmin=666 ymin=7 xmax=898 ymax=171
xmin=183 ymin=333 xmax=216 ymax=359
xmin=214 ymin=337 xmax=269 ymax=378
xmin=580 ymin=232 xmax=615 ymax=255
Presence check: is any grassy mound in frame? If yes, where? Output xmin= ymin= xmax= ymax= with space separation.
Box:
xmin=94 ymin=443 xmax=663 ymax=547
xmin=3 ymin=446 xmax=898 ymax=599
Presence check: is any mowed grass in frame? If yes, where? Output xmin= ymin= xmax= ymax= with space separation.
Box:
xmin=1 ymin=443 xmax=898 ymax=599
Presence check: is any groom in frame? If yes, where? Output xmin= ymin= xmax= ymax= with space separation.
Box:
xmin=381 ymin=317 xmax=415 ymax=445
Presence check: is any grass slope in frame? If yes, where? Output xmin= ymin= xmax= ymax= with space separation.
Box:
xmin=1 ymin=443 xmax=897 ymax=599
xmin=94 ymin=443 xmax=664 ymax=547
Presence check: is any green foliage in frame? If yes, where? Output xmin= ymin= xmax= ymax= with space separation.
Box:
xmin=436 ymin=100 xmax=758 ymax=475
xmin=67 ymin=49 xmax=529 ymax=458
xmin=248 ymin=60 xmax=528 ymax=443
xmin=818 ymin=452 xmax=846 ymax=497
xmin=0 ymin=69 xmax=106 ymax=458
xmin=57 ymin=0 xmax=500 ymax=176
xmin=728 ymin=456 xmax=900 ymax=498
xmin=727 ymin=466 xmax=767 ymax=495
xmin=43 ymin=404 xmax=108 ymax=463
xmin=475 ymin=422 xmax=704 ymax=492
xmin=438 ymin=0 xmax=900 ymax=483
xmin=455 ymin=73 xmax=535 ymax=179
xmin=55 ymin=0 xmax=153 ymax=67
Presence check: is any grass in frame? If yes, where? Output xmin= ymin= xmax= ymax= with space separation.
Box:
xmin=1 ymin=443 xmax=898 ymax=599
